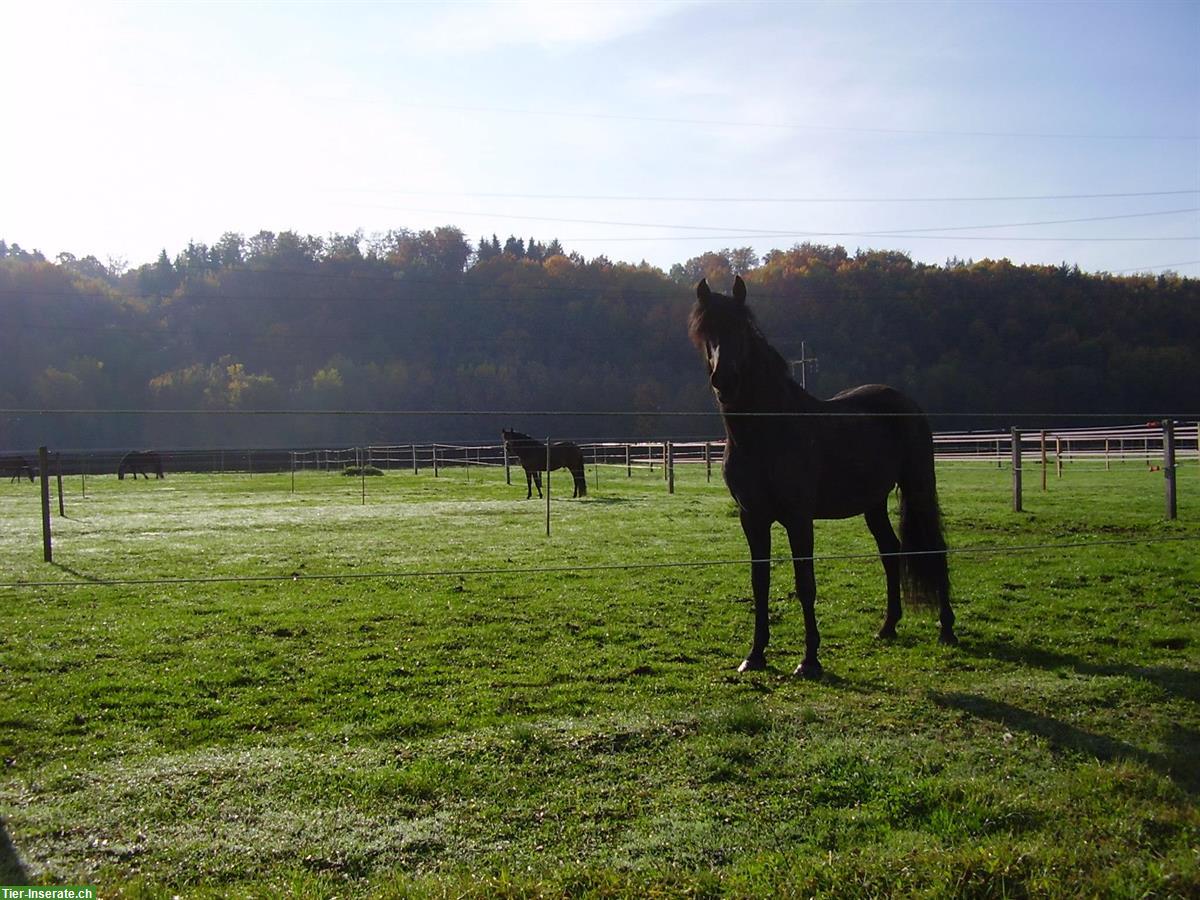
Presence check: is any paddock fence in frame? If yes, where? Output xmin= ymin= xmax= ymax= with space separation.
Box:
xmin=4 ymin=420 xmax=1197 ymax=485
xmin=2 ymin=419 xmax=1197 ymax=574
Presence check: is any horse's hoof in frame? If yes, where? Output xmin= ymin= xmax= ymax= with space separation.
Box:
xmin=737 ymin=655 xmax=766 ymax=673
xmin=794 ymin=660 xmax=823 ymax=680
xmin=939 ymin=631 xmax=959 ymax=645
xmin=876 ymin=626 xmax=897 ymax=640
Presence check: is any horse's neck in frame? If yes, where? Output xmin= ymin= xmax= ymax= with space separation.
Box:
xmin=720 ymin=357 xmax=821 ymax=445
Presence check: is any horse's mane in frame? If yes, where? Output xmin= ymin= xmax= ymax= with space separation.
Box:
xmin=503 ymin=429 xmax=533 ymax=442
xmin=689 ymin=291 xmax=804 ymax=400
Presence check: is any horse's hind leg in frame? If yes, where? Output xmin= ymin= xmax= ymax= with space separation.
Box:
xmin=865 ymin=502 xmax=902 ymax=639
xmin=533 ymin=471 xmax=543 ymax=499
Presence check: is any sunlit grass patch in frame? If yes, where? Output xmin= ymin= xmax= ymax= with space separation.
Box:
xmin=0 ymin=462 xmax=1197 ymax=895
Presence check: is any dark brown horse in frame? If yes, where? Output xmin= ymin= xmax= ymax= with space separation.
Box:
xmin=1 ymin=456 xmax=35 ymax=483
xmin=502 ymin=429 xmax=587 ymax=499
xmin=118 ymin=450 xmax=165 ymax=480
xmin=689 ymin=276 xmax=955 ymax=678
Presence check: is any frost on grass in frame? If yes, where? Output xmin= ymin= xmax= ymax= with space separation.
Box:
xmin=4 ymin=745 xmax=457 ymax=883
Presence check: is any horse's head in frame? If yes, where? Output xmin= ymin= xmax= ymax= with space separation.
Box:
xmin=689 ymin=275 xmax=758 ymax=406
xmin=502 ymin=429 xmax=531 ymax=445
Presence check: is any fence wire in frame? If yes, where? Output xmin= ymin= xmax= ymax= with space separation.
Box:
xmin=2 ymin=534 xmax=1197 ymax=592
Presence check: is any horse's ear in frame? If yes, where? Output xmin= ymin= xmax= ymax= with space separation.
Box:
xmin=732 ymin=275 xmax=747 ymax=305
xmin=696 ymin=278 xmax=712 ymax=305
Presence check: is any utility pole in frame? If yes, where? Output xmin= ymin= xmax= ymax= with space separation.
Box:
xmin=789 ymin=341 xmax=818 ymax=389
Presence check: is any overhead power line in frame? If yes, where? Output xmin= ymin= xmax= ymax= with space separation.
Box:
xmin=391 ymin=100 xmax=1200 ymax=143
xmin=343 ymin=203 xmax=1200 ymax=240
xmin=1111 ymin=259 xmax=1200 ymax=273
xmin=331 ymin=187 xmax=1200 ymax=204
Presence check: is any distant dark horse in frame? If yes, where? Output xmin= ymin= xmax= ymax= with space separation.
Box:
xmin=118 ymin=450 xmax=165 ymax=480
xmin=502 ymin=429 xmax=588 ymax=499
xmin=1 ymin=456 xmax=35 ymax=483
xmin=690 ymin=277 xmax=955 ymax=678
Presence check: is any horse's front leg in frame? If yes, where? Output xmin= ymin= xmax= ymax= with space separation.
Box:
xmin=738 ymin=510 xmax=771 ymax=672
xmin=525 ymin=471 xmax=533 ymax=499
xmin=533 ymin=471 xmax=543 ymax=499
xmin=783 ymin=513 xmax=821 ymax=679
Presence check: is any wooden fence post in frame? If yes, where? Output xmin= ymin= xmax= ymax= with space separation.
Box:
xmin=667 ymin=441 xmax=675 ymax=494
xmin=55 ymin=453 xmax=64 ymax=517
xmin=1011 ymin=428 xmax=1023 ymax=512
xmin=1040 ymin=430 xmax=1047 ymax=492
xmin=625 ymin=444 xmax=631 ymax=478
xmin=39 ymin=446 xmax=52 ymax=563
xmin=1163 ymin=419 xmax=1177 ymax=520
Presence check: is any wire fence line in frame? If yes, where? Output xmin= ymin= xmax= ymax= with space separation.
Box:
xmin=3 ymin=420 xmax=1194 ymax=578
xmin=4 ymin=421 xmax=1196 ymax=478
xmin=3 ymin=406 xmax=1200 ymax=419
xmin=2 ymin=534 xmax=1197 ymax=592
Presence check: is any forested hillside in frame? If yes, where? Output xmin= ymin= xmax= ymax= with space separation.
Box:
xmin=1 ymin=231 xmax=1196 ymax=450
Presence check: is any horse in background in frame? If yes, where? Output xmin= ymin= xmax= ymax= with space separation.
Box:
xmin=501 ymin=429 xmax=588 ymax=499
xmin=118 ymin=450 xmax=165 ymax=480
xmin=690 ymin=276 xmax=955 ymax=679
xmin=1 ymin=456 xmax=35 ymax=483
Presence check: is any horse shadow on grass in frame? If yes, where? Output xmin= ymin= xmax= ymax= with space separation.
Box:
xmin=962 ymin=637 xmax=1198 ymax=705
xmin=1 ymin=818 xmax=29 ymax=884
xmin=929 ymin=691 xmax=1200 ymax=796
xmin=938 ymin=637 xmax=1200 ymax=794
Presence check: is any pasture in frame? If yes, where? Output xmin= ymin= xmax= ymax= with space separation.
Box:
xmin=1 ymin=460 xmax=1197 ymax=897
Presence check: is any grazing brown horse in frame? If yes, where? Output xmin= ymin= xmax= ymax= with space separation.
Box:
xmin=502 ymin=429 xmax=587 ymax=499
xmin=689 ymin=276 xmax=955 ymax=678
xmin=118 ymin=450 xmax=165 ymax=480
xmin=1 ymin=456 xmax=35 ymax=483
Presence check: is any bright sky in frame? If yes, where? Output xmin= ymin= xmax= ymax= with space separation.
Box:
xmin=3 ymin=0 xmax=1198 ymax=276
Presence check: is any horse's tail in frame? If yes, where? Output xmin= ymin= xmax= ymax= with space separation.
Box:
xmin=897 ymin=419 xmax=950 ymax=611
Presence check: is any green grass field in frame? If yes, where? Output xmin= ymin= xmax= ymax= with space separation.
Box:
xmin=1 ymin=459 xmax=1198 ymax=898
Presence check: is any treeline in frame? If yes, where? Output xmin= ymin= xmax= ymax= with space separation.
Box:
xmin=0 ymin=232 xmax=1196 ymax=450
